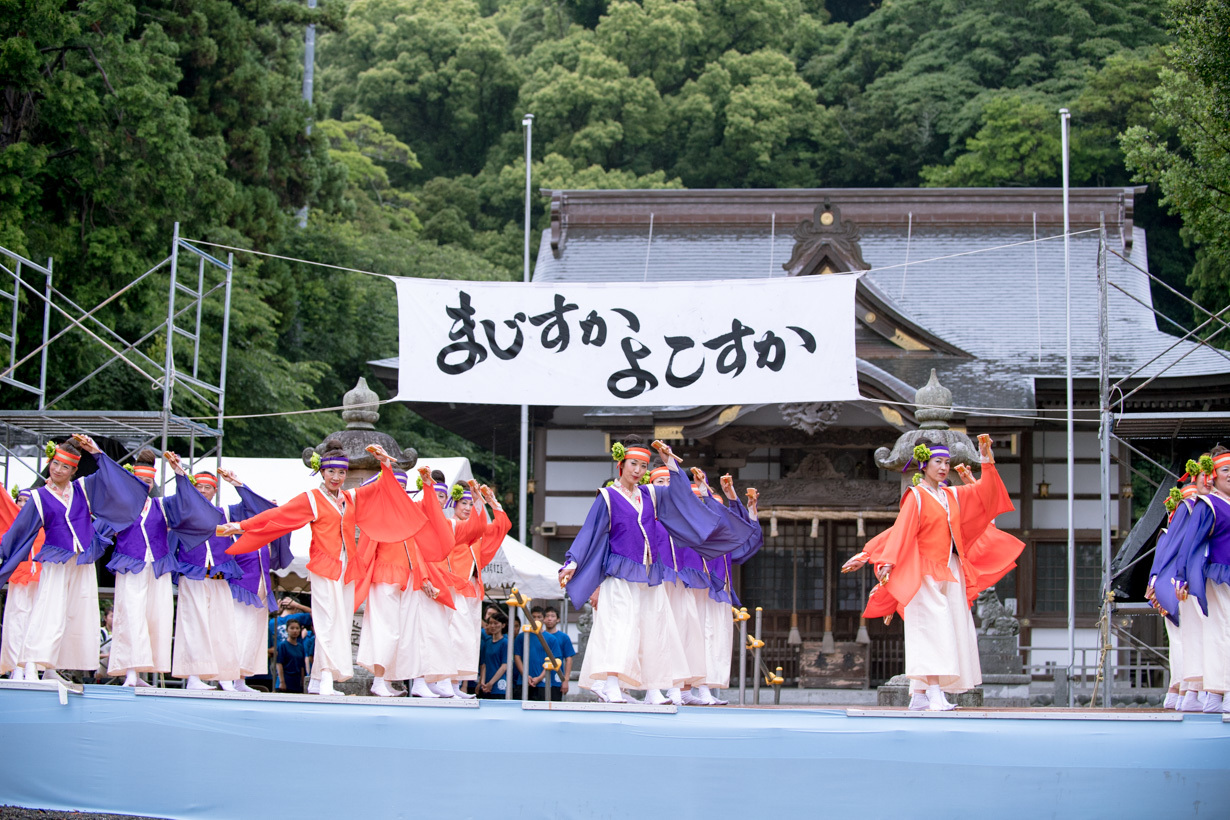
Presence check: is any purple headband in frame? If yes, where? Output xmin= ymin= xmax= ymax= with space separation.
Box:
xmin=930 ymin=445 xmax=950 ymax=459
xmin=18 ymin=489 xmax=32 ymax=500
xmin=433 ymin=482 xmax=448 ymax=494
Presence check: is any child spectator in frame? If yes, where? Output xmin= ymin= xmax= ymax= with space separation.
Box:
xmin=542 ymin=606 xmax=576 ymax=700
xmin=276 ymin=620 xmax=310 ymax=694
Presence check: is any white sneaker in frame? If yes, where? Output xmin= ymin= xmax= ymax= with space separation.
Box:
xmin=452 ymin=681 xmax=476 ymax=700
xmin=411 ymin=678 xmax=440 ymax=698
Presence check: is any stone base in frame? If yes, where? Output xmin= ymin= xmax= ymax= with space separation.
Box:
xmin=981 ymin=673 xmax=1031 ymax=707
xmin=877 ymin=674 xmax=984 ymax=707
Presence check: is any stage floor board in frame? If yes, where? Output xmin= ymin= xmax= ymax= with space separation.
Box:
xmin=0 ymin=684 xmax=1226 ymax=819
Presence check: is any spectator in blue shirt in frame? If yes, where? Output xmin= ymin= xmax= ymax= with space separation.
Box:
xmin=479 ymin=611 xmax=510 ymax=699
xmin=542 ymin=606 xmax=576 ymax=700
xmin=276 ymin=620 xmax=311 ymax=693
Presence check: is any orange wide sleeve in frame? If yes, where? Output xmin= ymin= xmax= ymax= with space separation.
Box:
xmin=354 ymin=463 xmax=428 ymax=543
xmin=419 ymin=482 xmax=459 ymax=555
xmin=477 ymin=509 xmax=511 ymax=570
xmin=953 ymin=462 xmax=1014 ymax=544
xmin=453 ymin=504 xmax=488 ymax=548
xmin=228 ymin=493 xmax=315 ymax=555
xmin=861 ymin=492 xmax=928 ymax=617
xmin=961 ymin=524 xmax=1026 ymax=604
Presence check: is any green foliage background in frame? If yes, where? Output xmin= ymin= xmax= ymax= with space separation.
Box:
xmin=2 ymin=0 xmax=1226 ymax=518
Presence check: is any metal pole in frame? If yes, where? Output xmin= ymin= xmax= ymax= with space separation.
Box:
xmin=297 ymin=0 xmax=317 ymax=228
xmin=753 ymin=606 xmax=763 ymax=705
xmin=38 ymin=259 xmax=51 ymax=410
xmin=504 ymin=607 xmax=515 ymax=700
xmin=521 ymin=622 xmax=530 ymax=701
xmin=1060 ymin=107 xmax=1075 ymax=707
xmin=217 ymin=254 xmax=233 ymax=471
xmin=1098 ymin=214 xmax=1113 ymax=707
xmin=161 ymin=225 xmax=180 ymax=491
xmin=519 ymin=113 xmax=533 ymax=547
xmin=738 ymin=613 xmax=747 ymax=705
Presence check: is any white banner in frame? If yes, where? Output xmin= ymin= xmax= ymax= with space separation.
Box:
xmin=394 ymin=274 xmax=862 ymax=406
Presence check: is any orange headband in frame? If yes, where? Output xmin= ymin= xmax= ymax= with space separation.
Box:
xmin=132 ymin=465 xmax=156 ymax=480
xmin=194 ymin=473 xmax=218 ymax=488
xmin=1214 ymin=453 xmax=1230 ymax=472
xmin=649 ymin=467 xmax=670 ymax=482
xmin=622 ymin=447 xmax=651 ymax=464
xmin=52 ymin=447 xmax=80 ymax=468
xmin=1181 ymin=485 xmax=1199 ymax=499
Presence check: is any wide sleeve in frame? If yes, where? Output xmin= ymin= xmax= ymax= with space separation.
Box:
xmin=452 ymin=502 xmax=488 ymax=547
xmin=418 ymin=484 xmax=458 ymax=559
xmin=161 ymin=474 xmax=225 ymax=544
xmin=563 ymin=494 xmax=612 ymax=611
xmin=227 ymin=492 xmax=316 ymax=555
xmin=236 ymin=486 xmax=293 ymax=571
xmin=477 ymin=509 xmax=512 ymax=570
xmin=729 ymin=503 xmax=764 ymax=564
xmin=0 ymin=492 xmax=18 ymax=532
xmin=952 ymin=462 xmax=1014 ymax=544
xmin=354 ymin=463 xmax=428 ymax=543
xmin=689 ymin=496 xmax=757 ymax=559
xmin=860 ymin=491 xmax=927 ymax=615
xmin=1150 ymin=506 xmax=1190 ymax=625
xmin=653 ymin=479 xmax=724 ymax=551
xmin=1174 ymin=500 xmax=1216 ymax=616
xmin=0 ymin=502 xmax=46 ymax=587
xmin=82 ymin=452 xmax=154 ymax=534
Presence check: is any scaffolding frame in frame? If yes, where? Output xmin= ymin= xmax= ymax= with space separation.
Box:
xmin=0 ymin=223 xmax=232 ymax=489
xmin=1096 ymin=217 xmax=1230 ymax=706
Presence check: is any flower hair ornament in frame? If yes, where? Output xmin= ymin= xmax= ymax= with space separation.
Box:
xmin=309 ymin=452 xmax=322 ymax=473
xmin=450 ymin=484 xmax=466 ymax=502
xmin=9 ymin=485 xmax=18 ymax=502
xmin=416 ymin=476 xmax=424 ymax=491
xmin=611 ymin=442 xmax=626 ymax=462
xmin=45 ymin=441 xmax=56 ymax=461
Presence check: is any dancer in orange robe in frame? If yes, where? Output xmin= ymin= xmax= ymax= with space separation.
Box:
xmin=845 ymin=434 xmax=1023 ymax=711
xmin=220 ymin=441 xmax=425 ymax=696
xmin=353 ymin=466 xmax=456 ymax=698
xmin=423 ymin=478 xmax=510 ymax=698
xmin=0 ymin=489 xmax=43 ymax=679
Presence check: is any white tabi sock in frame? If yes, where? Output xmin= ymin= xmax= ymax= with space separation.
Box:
xmin=371 ymin=676 xmax=397 ymax=697
xmin=186 ymin=675 xmax=214 ymax=690
xmin=908 ymin=692 xmax=929 ymax=711
xmin=666 ymin=687 xmax=683 ymax=705
xmin=696 ymin=684 xmax=718 ymax=705
xmin=1179 ymin=691 xmax=1202 ymax=712
xmin=123 ymin=670 xmax=140 ymax=687
xmin=9 ymin=667 xmax=24 ymax=682
xmin=219 ymin=680 xmax=236 ymax=691
xmin=427 ymin=680 xmax=454 ymax=698
xmin=319 ymin=669 xmax=335 ymax=696
xmin=604 ymin=675 xmax=627 ymax=703
xmin=926 ymin=684 xmax=955 ymax=711
xmin=452 ymin=681 xmax=476 ymax=699
xmin=681 ymin=688 xmax=705 ymax=705
xmin=410 ymin=678 xmax=439 ymax=698
xmin=1202 ymin=692 xmax=1225 ymax=713
xmin=644 ymin=688 xmax=669 ymax=705
xmin=24 ymin=662 xmax=37 ymax=681
xmin=233 ymin=680 xmax=256 ymax=693
xmin=1163 ymin=691 xmax=1179 ymax=710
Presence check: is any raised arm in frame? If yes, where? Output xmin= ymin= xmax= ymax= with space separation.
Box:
xmin=354 ymin=460 xmax=428 ymax=543
xmin=225 ymin=492 xmax=316 ymax=555
xmin=161 ymin=470 xmax=225 ymax=544
xmin=78 ymin=437 xmax=152 ymax=534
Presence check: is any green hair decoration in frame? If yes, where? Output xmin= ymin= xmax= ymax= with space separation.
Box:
xmin=415 ymin=476 xmax=424 ymax=490
xmin=123 ymin=463 xmax=136 ymax=473
xmin=450 ymin=483 xmax=465 ymax=502
xmin=912 ymin=443 xmax=932 ymax=464
xmin=639 ymin=472 xmax=651 ymax=485
xmin=1199 ymin=454 xmax=1215 ymax=474
xmin=911 ymin=472 xmax=923 ymax=486
xmin=603 ymin=478 xmax=616 ymax=488
xmin=611 ymin=442 xmax=626 ymax=462
xmin=9 ymin=486 xmax=18 ymax=502
xmin=1165 ymin=497 xmax=1178 ymax=514
xmin=1186 ymin=459 xmax=1201 ymax=478
xmin=309 ymin=452 xmax=322 ymax=473
xmin=45 ymin=441 xmax=57 ymax=460
xmin=1169 ymin=487 xmax=1183 ymax=505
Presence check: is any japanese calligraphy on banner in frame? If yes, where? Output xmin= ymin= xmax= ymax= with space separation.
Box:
xmin=393 ymin=274 xmax=862 ymax=406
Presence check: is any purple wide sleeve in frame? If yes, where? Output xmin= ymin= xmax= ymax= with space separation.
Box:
xmin=654 ymin=478 xmax=725 ymax=555
xmin=1175 ymin=501 xmax=1216 ymax=616
xmin=682 ymin=494 xmax=754 ymax=560
xmin=0 ymin=502 xmax=45 ymax=587
xmin=563 ymin=495 xmax=612 ymax=612
xmin=162 ymin=475 xmax=225 ymax=545
xmin=237 ymin=486 xmax=292 ymax=571
xmin=1149 ymin=522 xmax=1182 ymax=627
xmin=82 ymin=452 xmax=151 ymax=535
xmin=728 ymin=502 xmax=764 ymax=564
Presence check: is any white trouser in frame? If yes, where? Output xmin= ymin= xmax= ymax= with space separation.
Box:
xmin=701 ymin=593 xmax=734 ymax=688
xmin=172 ymin=577 xmax=240 ymax=681
xmin=0 ymin=583 xmax=37 ymax=674
xmin=356 ymin=583 xmax=402 ymax=675
xmin=307 ymin=572 xmax=355 ymax=683
xmin=903 ymin=551 xmax=981 ymax=693
xmin=664 ymin=581 xmax=707 ymax=685
xmin=1202 ymin=581 xmax=1230 ymax=692
xmin=109 ymin=565 xmax=173 ymax=674
xmin=234 ymin=602 xmax=270 ymax=678
xmin=410 ymin=590 xmax=457 ymax=682
xmin=1178 ymin=596 xmax=1206 ymax=683
xmin=579 ymin=576 xmax=690 ymax=691
xmin=1164 ymin=615 xmax=1183 ymax=689
xmin=21 ymin=560 xmax=99 ymax=671
xmin=442 ymin=591 xmax=481 ymax=681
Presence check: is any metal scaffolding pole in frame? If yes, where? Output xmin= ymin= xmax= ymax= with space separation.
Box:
xmin=1098 ymin=214 xmax=1113 ymax=707
xmin=160 ymin=223 xmax=181 ymax=490
xmin=1060 ymin=107 xmax=1076 ymax=706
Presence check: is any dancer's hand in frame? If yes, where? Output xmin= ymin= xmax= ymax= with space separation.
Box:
xmin=955 ymin=464 xmax=975 ymax=485
xmin=422 ymin=580 xmax=438 ymax=599
xmin=216 ymin=522 xmax=243 ymax=537
xmin=72 ymin=434 xmax=101 ymax=455
xmin=977 ymin=434 xmax=994 ymax=463
xmin=588 ymin=588 xmax=600 ymax=609
xmin=164 ymin=452 xmax=186 ymax=476
xmin=558 ymin=562 xmax=576 ymax=587
xmin=720 ymin=474 xmax=737 ymax=501
xmin=841 ymin=552 xmax=870 ymax=573
xmin=876 ymin=563 xmax=893 ymax=585
xmin=218 ymin=468 xmax=243 ymax=487
xmin=651 ymin=440 xmax=681 ymax=470
xmin=365 ymin=444 xmax=396 ymax=466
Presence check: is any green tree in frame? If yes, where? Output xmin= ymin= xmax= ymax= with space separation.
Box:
xmin=1122 ymin=0 xmax=1230 ymax=315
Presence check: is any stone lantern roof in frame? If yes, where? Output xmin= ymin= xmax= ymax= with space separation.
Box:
xmin=874 ymin=369 xmax=978 ymax=471
xmin=301 ymin=378 xmax=417 ymax=482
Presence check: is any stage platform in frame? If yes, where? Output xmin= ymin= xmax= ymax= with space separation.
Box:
xmin=0 ymin=683 xmax=1226 ymax=819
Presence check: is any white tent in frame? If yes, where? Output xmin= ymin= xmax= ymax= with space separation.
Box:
xmin=483 ymin=536 xmax=564 ymax=601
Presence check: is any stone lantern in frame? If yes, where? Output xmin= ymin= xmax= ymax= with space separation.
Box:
xmin=301 ymin=378 xmax=417 ymax=488
xmin=874 ymin=368 xmax=978 ymax=491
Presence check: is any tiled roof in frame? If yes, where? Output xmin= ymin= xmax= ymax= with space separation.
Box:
xmin=531 ymin=210 xmax=1230 ymax=411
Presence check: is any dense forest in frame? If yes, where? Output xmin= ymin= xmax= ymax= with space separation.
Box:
xmin=2 ymin=0 xmax=1227 ymax=512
